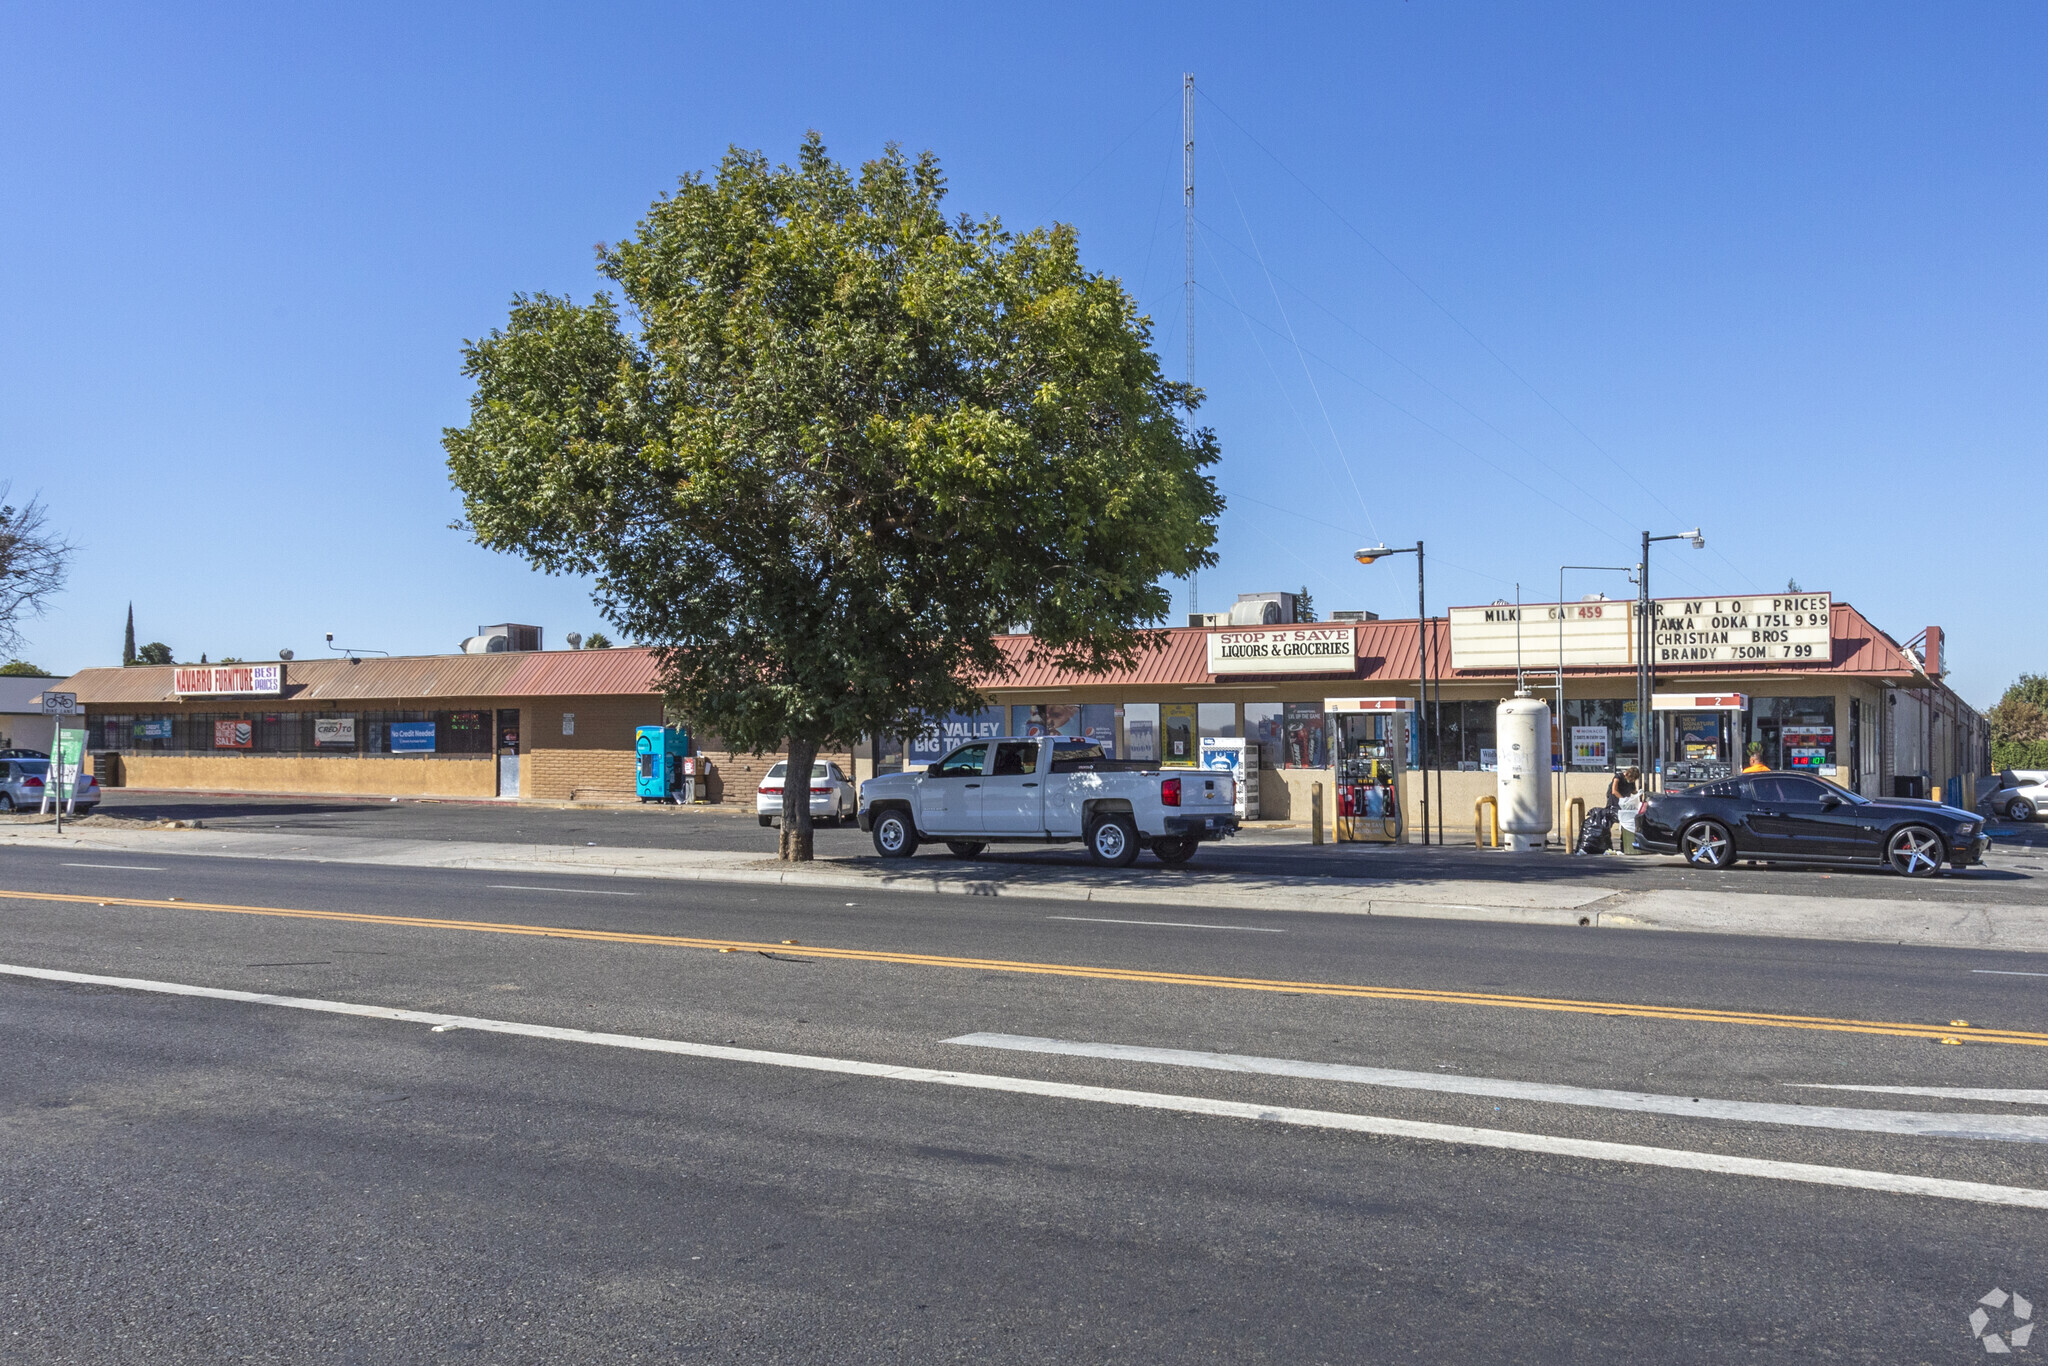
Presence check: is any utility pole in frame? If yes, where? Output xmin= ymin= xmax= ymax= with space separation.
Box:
xmin=1183 ymin=71 xmax=1198 ymax=619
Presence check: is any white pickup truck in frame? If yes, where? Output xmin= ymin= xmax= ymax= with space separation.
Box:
xmin=857 ymin=736 xmax=1239 ymax=867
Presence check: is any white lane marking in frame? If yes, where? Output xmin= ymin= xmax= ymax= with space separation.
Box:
xmin=61 ymin=863 xmax=167 ymax=872
xmin=944 ymin=1033 xmax=2048 ymax=1144
xmin=4 ymin=962 xmax=2046 ymax=1210
xmin=1786 ymin=1084 xmax=2048 ymax=1105
xmin=487 ymin=884 xmax=640 ymax=897
xmin=1046 ymin=916 xmax=1284 ymax=933
xmin=1973 ymin=969 xmax=2048 ymax=979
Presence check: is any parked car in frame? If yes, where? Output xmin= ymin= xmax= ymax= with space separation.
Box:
xmin=0 ymin=748 xmax=48 ymax=759
xmin=1986 ymin=770 xmax=2048 ymax=823
xmin=858 ymin=736 xmax=1238 ymax=867
xmin=1635 ymin=770 xmax=1985 ymax=877
xmin=756 ymin=760 xmax=857 ymax=827
xmin=0 ymin=758 xmax=98 ymax=814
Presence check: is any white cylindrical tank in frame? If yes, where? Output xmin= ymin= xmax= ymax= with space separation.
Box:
xmin=1496 ymin=692 xmax=1552 ymax=852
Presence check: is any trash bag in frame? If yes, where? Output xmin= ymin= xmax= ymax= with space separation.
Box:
xmin=1577 ymin=807 xmax=1618 ymax=855
xmin=1615 ymin=794 xmax=1641 ymax=835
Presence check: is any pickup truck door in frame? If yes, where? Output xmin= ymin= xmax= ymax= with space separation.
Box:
xmin=918 ymin=743 xmax=989 ymax=835
xmin=980 ymin=741 xmax=1044 ymax=835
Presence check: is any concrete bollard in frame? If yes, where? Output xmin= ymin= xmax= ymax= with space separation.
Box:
xmin=1311 ymin=782 xmax=1324 ymax=845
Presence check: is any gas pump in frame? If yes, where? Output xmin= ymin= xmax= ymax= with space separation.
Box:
xmin=635 ymin=725 xmax=692 ymax=803
xmin=1325 ymin=698 xmax=1411 ymax=843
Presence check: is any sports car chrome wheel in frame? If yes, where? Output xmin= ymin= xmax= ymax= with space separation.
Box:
xmin=1680 ymin=820 xmax=1733 ymax=870
xmin=1886 ymin=825 xmax=1945 ymax=878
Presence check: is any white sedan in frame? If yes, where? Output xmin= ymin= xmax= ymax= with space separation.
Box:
xmin=756 ymin=760 xmax=857 ymax=827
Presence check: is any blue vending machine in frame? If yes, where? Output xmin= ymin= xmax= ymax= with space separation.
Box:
xmin=635 ymin=725 xmax=689 ymax=803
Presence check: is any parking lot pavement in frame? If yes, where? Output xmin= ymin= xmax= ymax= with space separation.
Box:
xmin=31 ymin=789 xmax=2045 ymax=909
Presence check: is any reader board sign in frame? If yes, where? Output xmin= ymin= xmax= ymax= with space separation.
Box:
xmin=314 ymin=718 xmax=356 ymax=747
xmin=1206 ymin=625 xmax=1356 ymax=675
xmin=389 ymin=721 xmax=436 ymax=753
xmin=1449 ymin=595 xmax=1832 ymax=670
xmin=174 ymin=664 xmax=283 ymax=697
xmin=214 ymin=720 xmax=253 ymax=749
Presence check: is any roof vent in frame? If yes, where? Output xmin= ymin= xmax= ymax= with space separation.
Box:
xmin=1328 ymin=610 xmax=1379 ymax=623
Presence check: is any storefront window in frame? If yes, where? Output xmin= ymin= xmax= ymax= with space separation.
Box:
xmin=1197 ymin=702 xmax=1237 ymax=740
xmin=873 ymin=732 xmax=905 ymax=774
xmin=1280 ymin=701 xmax=1327 ymax=768
xmin=1562 ymin=700 xmax=1639 ymax=771
xmin=1750 ymin=696 xmax=1837 ymax=773
xmin=1246 ymin=702 xmax=1284 ymax=769
xmin=1423 ymin=701 xmax=1497 ymax=770
xmin=1123 ymin=703 xmax=1160 ymax=763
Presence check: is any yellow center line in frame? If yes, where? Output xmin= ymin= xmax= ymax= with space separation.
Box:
xmin=6 ymin=886 xmax=2041 ymax=1047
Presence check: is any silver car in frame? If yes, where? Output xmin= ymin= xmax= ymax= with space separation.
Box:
xmin=0 ymin=758 xmax=99 ymax=814
xmin=1987 ymin=769 xmax=2048 ymax=823
xmin=755 ymin=760 xmax=857 ymax=827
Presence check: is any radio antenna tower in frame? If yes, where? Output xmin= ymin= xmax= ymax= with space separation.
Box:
xmin=1182 ymin=71 xmax=1198 ymax=617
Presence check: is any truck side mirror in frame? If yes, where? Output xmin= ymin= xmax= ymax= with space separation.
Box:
xmin=926 ymin=762 xmax=944 ymax=776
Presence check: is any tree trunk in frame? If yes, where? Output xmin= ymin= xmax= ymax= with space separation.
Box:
xmin=778 ymin=734 xmax=819 ymax=862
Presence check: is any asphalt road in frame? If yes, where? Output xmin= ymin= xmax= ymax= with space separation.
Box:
xmin=38 ymin=788 xmax=2048 ymax=907
xmin=5 ymin=845 xmax=2048 ymax=1361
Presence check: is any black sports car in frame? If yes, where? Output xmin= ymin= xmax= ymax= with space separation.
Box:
xmin=1636 ymin=770 xmax=1988 ymax=877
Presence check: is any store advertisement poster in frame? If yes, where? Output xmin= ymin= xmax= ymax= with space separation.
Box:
xmin=314 ymin=718 xmax=357 ymax=747
xmin=214 ymin=720 xmax=253 ymax=749
xmin=1162 ymin=703 xmax=1197 ymax=765
xmin=1079 ymin=703 xmax=1118 ymax=758
xmin=906 ymin=708 xmax=1004 ymax=766
xmin=389 ymin=721 xmax=437 ymax=753
xmin=1281 ymin=701 xmax=1327 ymax=768
xmin=1570 ymin=726 xmax=1610 ymax=767
xmin=133 ymin=718 xmax=173 ymax=741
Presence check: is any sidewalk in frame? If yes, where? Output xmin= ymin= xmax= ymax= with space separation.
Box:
xmin=7 ymin=822 xmax=2048 ymax=955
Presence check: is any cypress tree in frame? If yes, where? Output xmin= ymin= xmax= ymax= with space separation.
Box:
xmin=123 ymin=603 xmax=136 ymax=666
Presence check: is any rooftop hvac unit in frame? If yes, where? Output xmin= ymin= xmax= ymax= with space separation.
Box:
xmin=461 ymin=623 xmax=543 ymax=654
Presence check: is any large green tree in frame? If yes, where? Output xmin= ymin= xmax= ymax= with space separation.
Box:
xmin=446 ymin=137 xmax=1221 ymax=858
xmin=1991 ymin=673 xmax=2048 ymax=770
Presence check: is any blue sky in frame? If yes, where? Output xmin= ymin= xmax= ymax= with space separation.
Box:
xmin=2 ymin=2 xmax=2041 ymax=705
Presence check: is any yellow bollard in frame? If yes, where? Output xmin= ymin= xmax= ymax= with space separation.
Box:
xmin=1566 ymin=796 xmax=1586 ymax=851
xmin=1312 ymin=782 xmax=1324 ymax=845
xmin=1474 ymin=795 xmax=1499 ymax=849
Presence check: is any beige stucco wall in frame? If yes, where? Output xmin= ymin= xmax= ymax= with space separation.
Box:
xmin=110 ymin=752 xmax=497 ymax=798
xmin=1256 ymin=764 xmax=1621 ymax=844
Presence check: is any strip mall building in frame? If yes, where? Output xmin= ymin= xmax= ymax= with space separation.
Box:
xmin=56 ymin=590 xmax=1986 ymax=836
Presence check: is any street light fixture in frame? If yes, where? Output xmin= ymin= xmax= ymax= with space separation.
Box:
xmin=1353 ymin=541 xmax=1435 ymax=845
xmin=1637 ymin=528 xmax=1706 ymax=788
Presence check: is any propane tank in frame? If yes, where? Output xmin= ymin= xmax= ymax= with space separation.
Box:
xmin=1495 ymin=691 xmax=1553 ymax=852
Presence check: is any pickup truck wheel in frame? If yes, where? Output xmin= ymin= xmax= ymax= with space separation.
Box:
xmin=871 ymin=808 xmax=919 ymax=859
xmin=1086 ymin=814 xmax=1141 ymax=867
xmin=1152 ymin=837 xmax=1198 ymax=865
xmin=945 ymin=841 xmax=986 ymax=860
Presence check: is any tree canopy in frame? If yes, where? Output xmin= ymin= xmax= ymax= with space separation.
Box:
xmin=1991 ymin=673 xmax=2048 ymax=770
xmin=446 ymin=136 xmax=1221 ymax=857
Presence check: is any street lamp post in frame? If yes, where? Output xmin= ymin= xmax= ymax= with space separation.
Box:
xmin=1354 ymin=541 xmax=1433 ymax=845
xmin=1637 ymin=528 xmax=1706 ymax=789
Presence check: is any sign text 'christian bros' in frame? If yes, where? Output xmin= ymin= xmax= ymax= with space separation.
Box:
xmin=1448 ymin=595 xmax=1832 ymax=671
xmin=1206 ymin=625 xmax=1358 ymax=675
xmin=172 ymin=664 xmax=284 ymax=697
